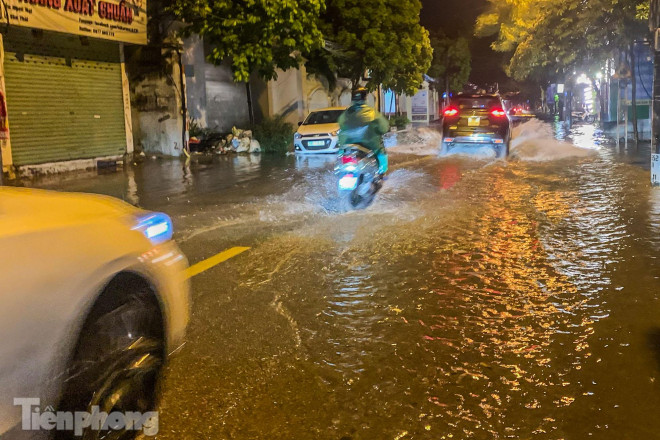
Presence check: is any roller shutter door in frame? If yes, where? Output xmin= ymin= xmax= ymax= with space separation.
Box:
xmin=3 ymin=32 xmax=126 ymax=166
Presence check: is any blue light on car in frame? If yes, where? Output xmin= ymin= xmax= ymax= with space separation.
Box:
xmin=133 ymin=213 xmax=173 ymax=245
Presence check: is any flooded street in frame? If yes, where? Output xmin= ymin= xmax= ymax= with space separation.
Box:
xmin=25 ymin=121 xmax=660 ymax=438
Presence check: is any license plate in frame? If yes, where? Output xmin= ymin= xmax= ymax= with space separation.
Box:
xmin=339 ymin=175 xmax=359 ymax=190
xmin=468 ymin=117 xmax=480 ymax=127
xmin=308 ymin=140 xmax=326 ymax=147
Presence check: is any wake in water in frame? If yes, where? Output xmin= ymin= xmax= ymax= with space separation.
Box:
xmin=510 ymin=119 xmax=596 ymax=161
xmin=387 ymin=120 xmax=596 ymax=162
xmin=388 ymin=127 xmax=442 ymax=156
xmin=258 ymin=168 xmax=432 ymax=219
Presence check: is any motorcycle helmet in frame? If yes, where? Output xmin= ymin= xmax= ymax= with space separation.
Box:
xmin=351 ymin=87 xmax=369 ymax=105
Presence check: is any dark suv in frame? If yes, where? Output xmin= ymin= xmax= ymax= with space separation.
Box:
xmin=441 ymin=93 xmax=511 ymax=158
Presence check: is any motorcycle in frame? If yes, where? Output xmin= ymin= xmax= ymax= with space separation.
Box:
xmin=335 ymin=144 xmax=383 ymax=211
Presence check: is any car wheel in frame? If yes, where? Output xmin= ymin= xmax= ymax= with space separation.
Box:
xmin=57 ymin=278 xmax=165 ymax=440
xmin=496 ymin=141 xmax=509 ymax=159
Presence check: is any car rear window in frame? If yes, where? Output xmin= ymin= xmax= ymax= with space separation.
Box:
xmin=457 ymin=98 xmax=501 ymax=110
xmin=304 ymin=110 xmax=344 ymax=125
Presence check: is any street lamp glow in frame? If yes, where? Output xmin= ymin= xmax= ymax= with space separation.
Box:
xmin=577 ymin=73 xmax=590 ymax=85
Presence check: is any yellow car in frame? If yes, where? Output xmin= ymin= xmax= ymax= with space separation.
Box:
xmin=0 ymin=187 xmax=189 ymax=439
xmin=294 ymin=107 xmax=347 ymax=154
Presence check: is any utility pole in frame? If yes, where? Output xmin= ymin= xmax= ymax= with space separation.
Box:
xmin=650 ymin=0 xmax=660 ymax=185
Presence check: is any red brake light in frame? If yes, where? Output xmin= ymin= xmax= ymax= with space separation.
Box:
xmin=491 ymin=108 xmax=507 ymax=117
xmin=341 ymin=156 xmax=358 ymax=165
xmin=443 ymin=107 xmax=459 ymax=117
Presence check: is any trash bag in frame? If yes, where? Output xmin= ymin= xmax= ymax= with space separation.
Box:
xmin=249 ymin=139 xmax=261 ymax=153
xmin=232 ymin=126 xmax=244 ymax=138
xmin=235 ymin=137 xmax=251 ymax=153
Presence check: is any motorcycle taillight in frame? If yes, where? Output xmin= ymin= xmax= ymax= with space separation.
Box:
xmin=341 ymin=156 xmax=358 ymax=165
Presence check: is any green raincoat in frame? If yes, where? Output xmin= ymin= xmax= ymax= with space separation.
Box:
xmin=338 ymin=104 xmax=389 ymax=152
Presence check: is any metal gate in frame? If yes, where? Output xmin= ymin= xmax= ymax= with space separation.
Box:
xmin=3 ymin=30 xmax=126 ymax=166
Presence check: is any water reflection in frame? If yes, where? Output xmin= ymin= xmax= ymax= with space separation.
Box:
xmin=13 ymin=121 xmax=660 ymax=438
xmin=294 ymin=154 xmax=336 ymax=170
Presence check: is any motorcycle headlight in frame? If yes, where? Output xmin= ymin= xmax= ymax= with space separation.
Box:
xmin=294 ymin=133 xmax=302 ymax=140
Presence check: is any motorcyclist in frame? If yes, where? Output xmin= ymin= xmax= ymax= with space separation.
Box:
xmin=338 ymin=87 xmax=390 ymax=176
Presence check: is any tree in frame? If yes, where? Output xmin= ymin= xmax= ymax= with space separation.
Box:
xmin=308 ymin=0 xmax=432 ymax=95
xmin=170 ymin=0 xmax=326 ymax=123
xmin=476 ymin=0 xmax=647 ymax=82
xmin=428 ymin=32 xmax=471 ymax=93
xmin=476 ymin=0 xmax=647 ymax=141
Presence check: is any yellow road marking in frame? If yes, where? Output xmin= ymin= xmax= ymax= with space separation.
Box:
xmin=184 ymin=246 xmax=250 ymax=279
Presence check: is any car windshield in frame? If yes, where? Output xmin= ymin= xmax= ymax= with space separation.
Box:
xmin=303 ymin=110 xmax=343 ymax=125
xmin=457 ymin=98 xmax=501 ymax=110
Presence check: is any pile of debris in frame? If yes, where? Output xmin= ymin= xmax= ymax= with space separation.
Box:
xmin=215 ymin=127 xmax=261 ymax=154
xmin=189 ymin=127 xmax=261 ymax=155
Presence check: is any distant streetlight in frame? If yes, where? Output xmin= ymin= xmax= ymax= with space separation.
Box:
xmin=576 ymin=74 xmax=590 ymax=85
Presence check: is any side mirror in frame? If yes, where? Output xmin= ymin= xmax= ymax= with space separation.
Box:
xmin=298 ymin=121 xmax=303 ymax=126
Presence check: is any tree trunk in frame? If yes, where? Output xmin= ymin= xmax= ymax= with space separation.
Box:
xmin=630 ymin=43 xmax=640 ymax=144
xmin=540 ymin=86 xmax=546 ymax=114
xmin=177 ymin=48 xmax=189 ymax=154
xmin=246 ymin=82 xmax=254 ymax=126
xmin=593 ymin=78 xmax=604 ymax=122
xmin=445 ymin=74 xmax=449 ymax=105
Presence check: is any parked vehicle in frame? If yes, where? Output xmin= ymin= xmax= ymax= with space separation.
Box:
xmin=294 ymin=107 xmax=346 ymax=154
xmin=0 ymin=188 xmax=190 ymax=439
xmin=335 ymin=144 xmax=383 ymax=211
xmin=441 ymin=93 xmax=512 ymax=158
xmin=571 ymin=109 xmax=596 ymax=123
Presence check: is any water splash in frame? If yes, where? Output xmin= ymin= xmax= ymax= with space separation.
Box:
xmin=510 ymin=119 xmax=596 ymax=161
xmin=388 ymin=127 xmax=442 ymax=156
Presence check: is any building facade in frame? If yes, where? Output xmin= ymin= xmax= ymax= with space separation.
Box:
xmin=0 ymin=0 xmax=146 ymax=177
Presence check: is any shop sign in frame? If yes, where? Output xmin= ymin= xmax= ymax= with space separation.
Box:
xmin=1 ymin=0 xmax=147 ymax=45
xmin=412 ymin=90 xmax=428 ymax=115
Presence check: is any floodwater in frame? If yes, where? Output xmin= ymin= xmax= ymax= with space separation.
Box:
xmin=24 ymin=120 xmax=660 ymax=438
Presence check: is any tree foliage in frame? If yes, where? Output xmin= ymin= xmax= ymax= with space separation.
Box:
xmin=475 ymin=0 xmax=648 ymax=81
xmin=170 ymin=0 xmax=325 ymax=82
xmin=428 ymin=32 xmax=471 ymax=92
xmin=309 ymin=0 xmax=432 ymax=95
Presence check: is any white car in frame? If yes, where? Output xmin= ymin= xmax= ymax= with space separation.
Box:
xmin=294 ymin=107 xmax=346 ymax=154
xmin=0 ymin=187 xmax=190 ymax=439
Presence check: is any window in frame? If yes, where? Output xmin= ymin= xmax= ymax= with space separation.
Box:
xmin=458 ymin=98 xmax=500 ymax=110
xmin=303 ymin=110 xmax=344 ymax=125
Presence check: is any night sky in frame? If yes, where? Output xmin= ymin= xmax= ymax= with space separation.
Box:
xmin=420 ymin=0 xmax=511 ymax=88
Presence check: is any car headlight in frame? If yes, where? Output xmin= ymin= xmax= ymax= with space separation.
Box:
xmin=294 ymin=133 xmax=302 ymax=140
xmin=133 ymin=213 xmax=173 ymax=245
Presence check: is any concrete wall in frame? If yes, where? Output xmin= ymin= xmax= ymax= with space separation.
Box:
xmin=183 ymin=36 xmax=249 ymax=133
xmin=257 ymin=66 xmax=371 ymax=125
xmin=265 ymin=68 xmax=304 ymax=125
xmin=131 ymin=70 xmax=185 ymax=157
xmin=182 ymin=35 xmax=208 ymax=127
